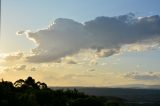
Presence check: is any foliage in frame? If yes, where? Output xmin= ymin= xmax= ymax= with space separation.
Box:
xmin=0 ymin=77 xmax=125 ymax=106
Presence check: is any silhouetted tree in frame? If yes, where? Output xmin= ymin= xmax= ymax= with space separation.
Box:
xmin=36 ymin=81 xmax=47 ymax=89
xmin=0 ymin=80 xmax=14 ymax=91
xmin=14 ymin=76 xmax=47 ymax=90
xmin=24 ymin=76 xmax=39 ymax=89
xmin=14 ymin=79 xmax=25 ymax=88
xmin=0 ymin=76 xmax=127 ymax=106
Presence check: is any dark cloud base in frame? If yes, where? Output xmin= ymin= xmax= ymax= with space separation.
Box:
xmin=17 ymin=13 xmax=160 ymax=63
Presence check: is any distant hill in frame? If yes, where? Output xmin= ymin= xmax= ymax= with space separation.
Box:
xmin=114 ymin=84 xmax=160 ymax=89
xmin=51 ymin=86 xmax=160 ymax=103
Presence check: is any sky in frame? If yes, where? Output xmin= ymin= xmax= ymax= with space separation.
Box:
xmin=0 ymin=0 xmax=160 ymax=87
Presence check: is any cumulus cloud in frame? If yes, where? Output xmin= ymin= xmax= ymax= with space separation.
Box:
xmin=30 ymin=67 xmax=36 ymax=71
xmin=16 ymin=31 xmax=25 ymax=35
xmin=5 ymin=52 xmax=23 ymax=62
xmin=66 ymin=60 xmax=77 ymax=64
xmin=124 ymin=72 xmax=160 ymax=80
xmin=122 ymin=38 xmax=160 ymax=52
xmin=87 ymin=69 xmax=95 ymax=71
xmin=0 ymin=66 xmax=10 ymax=73
xmin=18 ymin=13 xmax=160 ymax=63
xmin=61 ymin=56 xmax=78 ymax=64
xmin=14 ymin=65 xmax=26 ymax=71
xmin=96 ymin=49 xmax=120 ymax=57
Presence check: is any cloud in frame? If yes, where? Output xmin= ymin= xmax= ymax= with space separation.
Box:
xmin=61 ymin=56 xmax=77 ymax=64
xmin=96 ymin=49 xmax=120 ymax=57
xmin=16 ymin=31 xmax=25 ymax=35
xmin=30 ymin=67 xmax=36 ymax=71
xmin=122 ymin=38 xmax=160 ymax=52
xmin=14 ymin=65 xmax=26 ymax=71
xmin=87 ymin=69 xmax=95 ymax=71
xmin=61 ymin=74 xmax=95 ymax=80
xmin=0 ymin=66 xmax=10 ymax=73
xmin=5 ymin=52 xmax=23 ymax=62
xmin=18 ymin=13 xmax=160 ymax=63
xmin=3 ymin=68 xmax=10 ymax=72
xmin=66 ymin=60 xmax=77 ymax=64
xmin=124 ymin=72 xmax=160 ymax=80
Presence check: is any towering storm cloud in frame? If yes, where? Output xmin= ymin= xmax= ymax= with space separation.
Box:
xmin=17 ymin=13 xmax=160 ymax=63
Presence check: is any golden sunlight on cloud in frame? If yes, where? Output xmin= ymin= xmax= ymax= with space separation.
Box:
xmin=0 ymin=56 xmax=158 ymax=87
xmin=0 ymin=49 xmax=160 ymax=87
xmin=16 ymin=14 xmax=160 ymax=63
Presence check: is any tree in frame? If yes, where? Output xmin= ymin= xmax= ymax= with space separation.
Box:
xmin=0 ymin=80 xmax=14 ymax=91
xmin=24 ymin=76 xmax=39 ymax=89
xmin=0 ymin=76 xmax=127 ymax=106
xmin=14 ymin=79 xmax=25 ymax=88
xmin=14 ymin=77 xmax=46 ymax=90
xmin=36 ymin=81 xmax=47 ymax=89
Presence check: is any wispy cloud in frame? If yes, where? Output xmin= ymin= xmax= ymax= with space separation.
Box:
xmin=124 ymin=72 xmax=160 ymax=81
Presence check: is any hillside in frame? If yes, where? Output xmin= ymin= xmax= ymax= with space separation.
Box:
xmin=52 ymin=87 xmax=160 ymax=105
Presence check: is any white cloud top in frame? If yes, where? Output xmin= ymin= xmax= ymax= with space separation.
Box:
xmin=17 ymin=13 xmax=160 ymax=63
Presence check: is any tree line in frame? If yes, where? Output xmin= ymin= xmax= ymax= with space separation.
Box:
xmin=0 ymin=76 xmax=125 ymax=106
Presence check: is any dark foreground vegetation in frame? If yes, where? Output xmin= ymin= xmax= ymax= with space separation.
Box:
xmin=0 ymin=77 xmax=160 ymax=106
xmin=0 ymin=77 xmax=125 ymax=106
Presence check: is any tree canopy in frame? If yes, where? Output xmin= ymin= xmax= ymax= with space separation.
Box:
xmin=0 ymin=76 xmax=125 ymax=106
